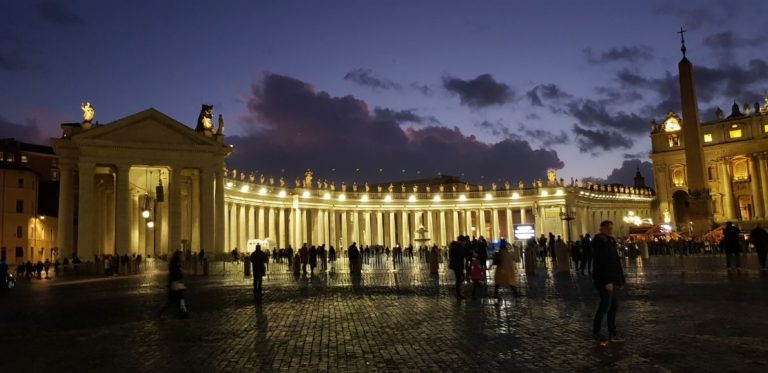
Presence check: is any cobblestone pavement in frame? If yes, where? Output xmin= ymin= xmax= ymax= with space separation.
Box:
xmin=1 ymin=256 xmax=767 ymax=372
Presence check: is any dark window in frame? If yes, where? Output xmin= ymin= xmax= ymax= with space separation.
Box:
xmin=18 ymin=177 xmax=24 ymax=188
xmin=707 ymin=167 xmax=714 ymax=181
xmin=16 ymin=200 xmax=23 ymax=213
xmin=16 ymin=226 xmax=23 ymax=238
xmin=15 ymin=247 xmax=23 ymax=257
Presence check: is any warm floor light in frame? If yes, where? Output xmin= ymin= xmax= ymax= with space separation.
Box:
xmin=278 ymin=190 xmax=287 ymax=198
xmin=225 ymin=181 xmax=233 ymax=188
xmin=484 ymin=193 xmax=492 ymax=200
xmin=323 ymin=192 xmax=331 ymax=200
xmin=259 ymin=187 xmax=267 ymax=195
xmin=384 ymin=195 xmax=392 ymax=202
xmin=408 ymin=195 xmax=417 ymax=202
xmin=302 ymin=191 xmax=311 ymax=198
xmin=338 ymin=194 xmax=346 ymax=201
xmin=433 ymin=195 xmax=441 ymax=202
xmin=240 ymin=185 xmax=250 ymax=193
xmin=511 ymin=193 xmax=520 ymax=199
xmin=458 ymin=194 xmax=467 ymax=201
xmin=361 ymin=195 xmax=369 ymax=202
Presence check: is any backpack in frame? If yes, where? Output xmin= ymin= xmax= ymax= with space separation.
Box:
xmin=470 ymin=261 xmax=483 ymax=281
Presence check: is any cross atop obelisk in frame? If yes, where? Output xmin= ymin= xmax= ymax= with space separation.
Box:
xmin=677 ymin=27 xmax=687 ymax=57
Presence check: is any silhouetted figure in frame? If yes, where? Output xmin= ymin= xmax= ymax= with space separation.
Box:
xmin=250 ymin=245 xmax=268 ymax=297
xmin=592 ymin=221 xmax=624 ymax=343
xmin=449 ymin=236 xmax=466 ymax=300
xmin=722 ymin=222 xmax=741 ymax=269
xmin=750 ymin=224 xmax=768 ymax=270
xmin=159 ymin=250 xmax=188 ymax=318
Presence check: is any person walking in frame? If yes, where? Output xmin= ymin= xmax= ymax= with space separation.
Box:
xmin=159 ymin=250 xmax=188 ymax=319
xmin=308 ymin=245 xmax=318 ymax=275
xmin=449 ymin=236 xmax=466 ymax=300
xmin=299 ymin=244 xmax=309 ymax=275
xmin=592 ymin=221 xmax=625 ymax=344
xmin=581 ymin=234 xmax=593 ymax=275
xmin=428 ymin=245 xmax=439 ymax=277
xmin=328 ymin=245 xmax=337 ymax=272
xmin=749 ymin=224 xmax=768 ymax=270
xmin=493 ymin=240 xmax=520 ymax=300
xmin=722 ymin=222 xmax=741 ymax=270
xmin=250 ymin=245 xmax=268 ymax=298
xmin=348 ymin=242 xmax=361 ymax=276
xmin=470 ymin=257 xmax=484 ymax=300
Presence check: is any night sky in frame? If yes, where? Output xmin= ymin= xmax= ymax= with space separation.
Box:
xmin=2 ymin=1 xmax=767 ymax=186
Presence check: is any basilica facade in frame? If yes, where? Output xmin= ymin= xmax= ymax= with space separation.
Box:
xmin=650 ymin=51 xmax=768 ymax=233
xmin=50 ymin=107 xmax=654 ymax=258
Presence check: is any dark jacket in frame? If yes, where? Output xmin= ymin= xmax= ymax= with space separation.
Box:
xmin=721 ymin=225 xmax=741 ymax=253
xmin=750 ymin=227 xmax=768 ymax=251
xmin=250 ymin=250 xmax=268 ymax=277
xmin=592 ymin=233 xmax=624 ymax=288
xmin=448 ymin=241 xmax=465 ymax=271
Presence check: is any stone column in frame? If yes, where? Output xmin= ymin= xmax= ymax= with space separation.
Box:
xmin=478 ymin=209 xmax=486 ymax=238
xmin=506 ymin=208 xmax=513 ymax=241
xmin=200 ymin=169 xmax=214 ymax=253
xmin=388 ymin=211 xmax=396 ymax=247
xmin=401 ymin=210 xmax=410 ymax=246
xmin=224 ymin=202 xmax=230 ymax=251
xmin=77 ymin=162 xmax=97 ymax=257
xmin=299 ymin=208 xmax=306 ymax=246
xmin=258 ymin=207 xmax=265 ymax=239
xmin=760 ymin=155 xmax=768 ymax=215
xmin=329 ymin=209 xmax=337 ymax=247
xmin=56 ymin=163 xmax=75 ymax=259
xmin=278 ymin=208 xmax=286 ymax=248
xmin=169 ymin=166 xmax=183 ymax=253
xmin=439 ymin=210 xmax=447 ymax=246
xmin=451 ymin=210 xmax=459 ymax=242
xmin=114 ymin=163 xmax=131 ymax=255
xmin=229 ymin=202 xmax=237 ymax=251
xmin=426 ymin=210 xmax=434 ymax=245
xmin=268 ymin=207 xmax=276 ymax=244
xmin=191 ymin=172 xmax=200 ymax=252
xmin=340 ymin=210 xmax=348 ymax=248
xmin=376 ymin=211 xmax=384 ymax=245
xmin=491 ymin=209 xmax=500 ymax=240
xmin=363 ymin=211 xmax=372 ymax=246
xmin=720 ymin=160 xmax=736 ymax=220
xmin=749 ymin=155 xmax=764 ymax=219
xmin=248 ymin=205 xmax=256 ymax=247
xmin=465 ymin=210 xmax=472 ymax=236
xmin=131 ymin=193 xmax=139 ymax=254
xmin=288 ymin=208 xmax=295 ymax=249
xmin=238 ymin=204 xmax=247 ymax=251
xmin=214 ymin=167 xmax=226 ymax=252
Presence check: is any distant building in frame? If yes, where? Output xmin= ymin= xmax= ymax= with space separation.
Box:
xmin=650 ymin=47 xmax=768 ymax=233
xmin=0 ymin=139 xmax=59 ymax=264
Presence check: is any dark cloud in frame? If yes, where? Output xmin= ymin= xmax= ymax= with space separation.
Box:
xmin=0 ymin=116 xmax=44 ymax=144
xmin=703 ymin=31 xmax=766 ymax=51
xmin=344 ymin=68 xmax=401 ymax=90
xmin=231 ymin=73 xmax=562 ymax=183
xmin=442 ymin=74 xmax=514 ymax=108
xmin=373 ymin=107 xmax=440 ymax=126
xmin=409 ymin=82 xmax=432 ymax=95
xmin=604 ymin=159 xmax=655 ymax=187
xmin=37 ymin=2 xmax=83 ymax=26
xmin=652 ymin=2 xmax=739 ymax=31
xmin=526 ymin=84 xmax=571 ymax=106
xmin=623 ymin=152 xmax=648 ymax=160
xmin=566 ymin=98 xmax=651 ymax=135
xmin=518 ymin=124 xmax=569 ymax=147
xmin=615 ymin=59 xmax=768 ymax=119
xmin=583 ymin=46 xmax=653 ymax=64
xmin=572 ymin=124 xmax=633 ymax=154
xmin=525 ymin=113 xmax=541 ymax=120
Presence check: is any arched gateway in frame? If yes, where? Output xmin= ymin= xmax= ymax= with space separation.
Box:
xmin=52 ymin=108 xmax=231 ymax=259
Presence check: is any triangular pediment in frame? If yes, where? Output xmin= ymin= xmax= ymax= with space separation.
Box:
xmin=73 ymin=108 xmax=217 ymax=146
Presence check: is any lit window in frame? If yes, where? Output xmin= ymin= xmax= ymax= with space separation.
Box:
xmin=668 ymin=135 xmax=680 ymax=147
xmin=703 ymin=133 xmax=712 ymax=143
xmin=764 ymin=124 xmax=768 ymax=133
xmin=20 ymin=155 xmax=28 ymax=163
xmin=7 ymin=154 xmax=14 ymax=162
xmin=729 ymin=129 xmax=742 ymax=138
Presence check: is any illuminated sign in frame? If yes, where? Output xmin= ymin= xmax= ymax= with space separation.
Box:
xmin=514 ymin=224 xmax=535 ymax=240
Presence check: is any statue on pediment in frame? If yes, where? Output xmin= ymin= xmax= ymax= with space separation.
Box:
xmin=491 ymin=183 xmax=497 ymax=191
xmin=388 ymin=183 xmax=394 ymax=193
xmin=451 ymin=184 xmax=457 ymax=192
xmin=439 ymin=184 xmax=445 ymax=192
xmin=259 ymin=174 xmax=265 ymax=184
xmin=504 ymin=181 xmax=510 ymax=190
xmin=303 ymin=169 xmax=313 ymax=188
xmin=240 ymin=172 xmax=245 ymax=181
xmin=518 ymin=180 xmax=525 ymax=189
xmin=341 ymin=182 xmax=347 ymax=192
xmin=330 ymin=182 xmax=336 ymax=191
xmin=412 ymin=185 xmax=418 ymax=193
xmin=426 ymin=185 xmax=431 ymax=193
xmin=464 ymin=183 xmax=470 ymax=192
xmin=294 ymin=179 xmax=301 ymax=188
xmin=195 ymin=104 xmax=214 ymax=134
xmin=249 ymin=172 xmax=256 ymax=183
xmin=478 ymin=185 xmax=484 ymax=192
xmin=323 ymin=180 xmax=328 ymax=189
xmin=216 ymin=114 xmax=224 ymax=135
xmin=377 ymin=185 xmax=382 ymax=193
xmin=279 ymin=176 xmax=285 ymax=187
xmin=353 ymin=182 xmax=358 ymax=192
xmin=269 ymin=176 xmax=275 ymax=186
xmin=231 ymin=169 xmax=237 ymax=179
xmin=364 ymin=182 xmax=370 ymax=192
xmin=81 ymin=102 xmax=95 ymax=125
xmin=547 ymin=169 xmax=557 ymax=186
xmin=401 ymin=184 xmax=406 ymax=193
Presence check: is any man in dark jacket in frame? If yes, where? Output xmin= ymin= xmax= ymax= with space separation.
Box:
xmin=749 ymin=224 xmax=768 ymax=270
xmin=250 ymin=245 xmax=268 ymax=297
xmin=592 ymin=221 xmax=625 ymax=343
xmin=722 ymin=222 xmax=741 ymax=269
xmin=449 ymin=236 xmax=467 ymax=300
